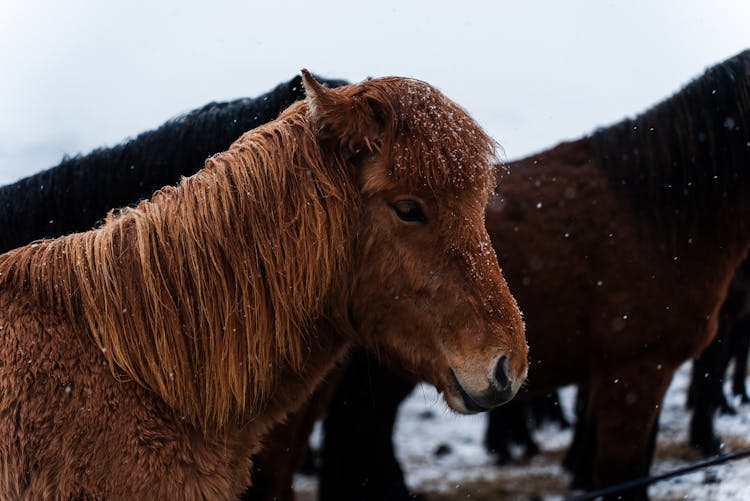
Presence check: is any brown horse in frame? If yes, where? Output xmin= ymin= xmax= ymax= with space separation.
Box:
xmin=251 ymin=50 xmax=750 ymax=501
xmin=0 ymin=72 xmax=527 ymax=499
xmin=485 ymin=49 xmax=750 ymax=499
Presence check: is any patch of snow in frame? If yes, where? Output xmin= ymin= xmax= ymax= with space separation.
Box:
xmin=294 ymin=361 xmax=750 ymax=500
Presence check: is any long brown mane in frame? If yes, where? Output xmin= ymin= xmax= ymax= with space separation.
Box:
xmin=0 ymin=76 xmax=499 ymax=433
xmin=0 ymin=101 xmax=358 ymax=431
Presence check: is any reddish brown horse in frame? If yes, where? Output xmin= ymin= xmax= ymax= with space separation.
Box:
xmin=0 ymin=73 xmax=527 ymax=499
xmin=254 ymin=50 xmax=750 ymax=501
xmin=486 ymin=49 xmax=750 ymax=499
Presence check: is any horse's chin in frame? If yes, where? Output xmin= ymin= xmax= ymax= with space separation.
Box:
xmin=443 ymin=368 xmax=520 ymax=414
xmin=442 ymin=391 xmax=486 ymax=415
xmin=442 ymin=371 xmax=497 ymax=414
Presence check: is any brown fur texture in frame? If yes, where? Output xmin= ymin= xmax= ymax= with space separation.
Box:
xmin=490 ymin=53 xmax=750 ymax=498
xmin=486 ymin=140 xmax=749 ymax=498
xmin=0 ymin=73 xmax=526 ymax=499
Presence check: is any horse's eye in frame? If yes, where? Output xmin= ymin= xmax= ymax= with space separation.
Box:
xmin=391 ymin=200 xmax=427 ymax=223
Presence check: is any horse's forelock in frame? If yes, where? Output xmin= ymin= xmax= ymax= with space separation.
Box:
xmin=363 ymin=78 xmax=498 ymax=195
xmin=300 ymin=75 xmax=497 ymax=197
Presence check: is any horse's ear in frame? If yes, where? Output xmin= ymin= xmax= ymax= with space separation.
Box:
xmin=301 ymin=69 xmax=382 ymax=159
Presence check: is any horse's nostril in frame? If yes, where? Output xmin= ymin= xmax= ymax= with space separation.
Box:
xmin=493 ymin=354 xmax=511 ymax=392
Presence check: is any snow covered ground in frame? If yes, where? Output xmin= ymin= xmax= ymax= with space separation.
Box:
xmin=293 ymin=361 xmax=750 ymax=500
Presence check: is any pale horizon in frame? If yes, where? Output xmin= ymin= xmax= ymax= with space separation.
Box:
xmin=1 ymin=0 xmax=748 ymax=184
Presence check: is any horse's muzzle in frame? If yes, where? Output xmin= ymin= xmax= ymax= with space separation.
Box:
xmin=449 ymin=355 xmax=517 ymax=412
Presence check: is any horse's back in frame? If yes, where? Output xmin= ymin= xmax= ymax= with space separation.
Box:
xmin=490 ymin=139 xmax=732 ymax=390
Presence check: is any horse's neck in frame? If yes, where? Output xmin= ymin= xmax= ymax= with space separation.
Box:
xmin=189 ymin=319 xmax=351 ymax=498
xmin=255 ymin=319 xmax=352 ymax=433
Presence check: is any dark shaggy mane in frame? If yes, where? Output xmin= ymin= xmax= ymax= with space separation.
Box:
xmin=591 ymin=49 xmax=750 ymax=244
xmin=0 ymin=74 xmax=347 ymax=253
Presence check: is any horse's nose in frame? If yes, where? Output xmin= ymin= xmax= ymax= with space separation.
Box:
xmin=491 ymin=354 xmax=511 ymax=394
xmin=449 ymin=354 xmax=520 ymax=413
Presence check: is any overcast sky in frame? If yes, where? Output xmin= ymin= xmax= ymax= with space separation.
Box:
xmin=1 ymin=0 xmax=748 ymax=185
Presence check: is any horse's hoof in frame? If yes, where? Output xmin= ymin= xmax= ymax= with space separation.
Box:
xmin=689 ymin=436 xmax=722 ymax=457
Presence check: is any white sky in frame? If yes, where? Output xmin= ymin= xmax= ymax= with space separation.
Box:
xmin=1 ymin=0 xmax=748 ymax=185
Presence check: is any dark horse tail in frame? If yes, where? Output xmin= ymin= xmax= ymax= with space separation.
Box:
xmin=0 ymin=75 xmax=348 ymax=253
xmin=591 ymin=49 xmax=750 ymax=245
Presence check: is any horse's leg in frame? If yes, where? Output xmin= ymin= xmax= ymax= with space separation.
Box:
xmin=719 ymin=319 xmax=739 ymax=415
xmin=539 ymin=391 xmax=570 ymax=429
xmin=587 ymin=363 xmax=673 ymax=501
xmin=319 ymin=350 xmax=418 ymax=501
xmin=688 ymin=320 xmax=732 ymax=456
xmin=563 ymin=386 xmax=595 ymax=490
xmin=686 ymin=360 xmax=699 ymax=409
xmin=485 ymin=401 xmax=522 ymax=464
xmin=513 ymin=402 xmax=541 ymax=459
xmin=530 ymin=393 xmax=563 ymax=428
xmin=485 ymin=398 xmax=541 ymax=463
xmin=731 ymin=314 xmax=750 ymax=402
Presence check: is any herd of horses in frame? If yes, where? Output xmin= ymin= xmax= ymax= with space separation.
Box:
xmin=0 ymin=50 xmax=747 ymax=500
